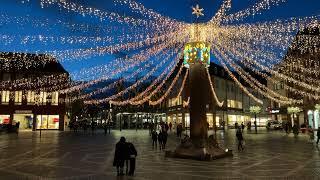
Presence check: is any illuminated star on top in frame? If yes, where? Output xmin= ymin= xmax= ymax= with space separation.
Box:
xmin=192 ymin=4 xmax=204 ymax=18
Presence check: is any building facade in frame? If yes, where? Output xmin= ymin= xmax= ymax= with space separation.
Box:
xmin=166 ymin=62 xmax=270 ymax=129
xmin=0 ymin=52 xmax=70 ymax=131
xmin=268 ymin=26 xmax=320 ymax=129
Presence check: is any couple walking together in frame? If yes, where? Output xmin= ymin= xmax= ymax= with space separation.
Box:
xmin=113 ymin=137 xmax=137 ymax=176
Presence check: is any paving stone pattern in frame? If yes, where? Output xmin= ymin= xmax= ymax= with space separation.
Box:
xmin=0 ymin=129 xmax=319 ymax=180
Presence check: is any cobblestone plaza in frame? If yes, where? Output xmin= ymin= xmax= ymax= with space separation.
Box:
xmin=0 ymin=129 xmax=319 ymax=180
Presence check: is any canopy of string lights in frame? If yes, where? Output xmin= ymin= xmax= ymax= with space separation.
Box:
xmin=1 ymin=0 xmax=319 ymax=107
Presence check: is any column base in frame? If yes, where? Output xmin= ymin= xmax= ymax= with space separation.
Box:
xmin=165 ymin=135 xmax=233 ymax=161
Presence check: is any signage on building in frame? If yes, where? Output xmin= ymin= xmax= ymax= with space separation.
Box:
xmin=270 ymin=110 xmax=280 ymax=114
xmin=15 ymin=110 xmax=33 ymax=114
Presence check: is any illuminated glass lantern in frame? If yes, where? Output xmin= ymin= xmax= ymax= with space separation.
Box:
xmin=183 ymin=42 xmax=210 ymax=68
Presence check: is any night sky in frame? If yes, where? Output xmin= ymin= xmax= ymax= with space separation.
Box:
xmin=0 ymin=0 xmax=319 ymax=80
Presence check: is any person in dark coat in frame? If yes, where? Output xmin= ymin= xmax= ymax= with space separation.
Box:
xmin=127 ymin=142 xmax=137 ymax=176
xmin=317 ymin=127 xmax=320 ymax=145
xmin=158 ymin=131 xmax=163 ymax=150
xmin=236 ymin=127 xmax=244 ymax=151
xmin=15 ymin=121 xmax=20 ymax=134
xmin=162 ymin=131 xmax=168 ymax=149
xmin=113 ymin=137 xmax=128 ymax=176
xmin=241 ymin=122 xmax=245 ymax=132
xmin=292 ymin=124 xmax=299 ymax=138
xmin=152 ymin=130 xmax=158 ymax=148
xmin=103 ymin=123 xmax=108 ymax=136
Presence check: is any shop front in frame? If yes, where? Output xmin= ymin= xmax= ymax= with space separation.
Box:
xmin=307 ymin=110 xmax=320 ymax=129
xmin=36 ymin=115 xmax=60 ymax=130
xmin=226 ymin=114 xmax=251 ymax=127
xmin=0 ymin=115 xmax=10 ymax=124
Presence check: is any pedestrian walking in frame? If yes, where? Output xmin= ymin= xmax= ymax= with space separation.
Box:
xmin=15 ymin=121 xmax=20 ymax=134
xmin=247 ymin=121 xmax=251 ymax=131
xmin=149 ymin=122 xmax=154 ymax=136
xmin=292 ymin=124 xmax=299 ymax=138
xmin=152 ymin=130 xmax=158 ymax=148
xmin=91 ymin=121 xmax=95 ymax=135
xmin=222 ymin=120 xmax=225 ymax=131
xmin=177 ymin=123 xmax=182 ymax=138
xmin=236 ymin=127 xmax=244 ymax=151
xmin=254 ymin=121 xmax=257 ymax=133
xmin=169 ymin=122 xmax=172 ymax=132
xmin=317 ymin=127 xmax=320 ymax=145
xmin=162 ymin=131 xmax=168 ymax=149
xmin=284 ymin=122 xmax=289 ymax=134
xmin=158 ymin=131 xmax=163 ymax=150
xmin=103 ymin=123 xmax=108 ymax=136
xmin=241 ymin=122 xmax=245 ymax=132
xmin=113 ymin=137 xmax=127 ymax=176
xmin=165 ymin=123 xmax=169 ymax=132
xmin=308 ymin=126 xmax=314 ymax=143
xmin=127 ymin=142 xmax=137 ymax=176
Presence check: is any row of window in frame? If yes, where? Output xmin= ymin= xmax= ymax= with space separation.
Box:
xmin=214 ymin=78 xmax=241 ymax=94
xmin=1 ymin=91 xmax=59 ymax=105
xmin=168 ymin=96 xmax=183 ymax=107
xmin=227 ymin=99 xmax=243 ymax=109
xmin=274 ymin=81 xmax=284 ymax=90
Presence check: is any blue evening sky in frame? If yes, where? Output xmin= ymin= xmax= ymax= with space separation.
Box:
xmin=0 ymin=0 xmax=319 ymax=80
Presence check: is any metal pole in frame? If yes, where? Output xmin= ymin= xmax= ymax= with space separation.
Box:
xmin=136 ymin=114 xmax=138 ymax=132
xmin=120 ymin=113 xmax=122 ymax=131
xmin=40 ymin=95 xmax=42 ymax=138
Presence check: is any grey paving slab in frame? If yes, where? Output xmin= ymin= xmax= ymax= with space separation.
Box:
xmin=0 ymin=129 xmax=319 ymax=179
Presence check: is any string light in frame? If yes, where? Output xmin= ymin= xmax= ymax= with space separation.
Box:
xmin=206 ymin=68 xmax=224 ymax=107
xmin=0 ymin=0 xmax=318 ymax=108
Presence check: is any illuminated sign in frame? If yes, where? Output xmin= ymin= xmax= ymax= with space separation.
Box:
xmin=183 ymin=42 xmax=210 ymax=68
xmin=271 ymin=110 xmax=280 ymax=114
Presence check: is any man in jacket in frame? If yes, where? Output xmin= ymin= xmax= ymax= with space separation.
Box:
xmin=113 ymin=137 xmax=127 ymax=176
xmin=317 ymin=127 xmax=320 ymax=145
xmin=127 ymin=142 xmax=137 ymax=176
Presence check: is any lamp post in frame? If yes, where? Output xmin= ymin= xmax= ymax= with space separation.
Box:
xmin=250 ymin=106 xmax=261 ymax=133
xmin=108 ymin=102 xmax=112 ymax=134
xmin=287 ymin=106 xmax=302 ymax=127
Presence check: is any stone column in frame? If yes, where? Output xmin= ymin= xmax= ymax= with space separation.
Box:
xmin=189 ymin=63 xmax=210 ymax=145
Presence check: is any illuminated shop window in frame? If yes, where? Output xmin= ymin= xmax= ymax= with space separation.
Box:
xmin=0 ymin=115 xmax=10 ymax=124
xmin=36 ymin=115 xmax=59 ymax=129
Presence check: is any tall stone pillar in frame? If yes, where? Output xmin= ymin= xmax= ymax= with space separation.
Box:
xmin=189 ymin=63 xmax=210 ymax=145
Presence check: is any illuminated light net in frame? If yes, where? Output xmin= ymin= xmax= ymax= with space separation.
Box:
xmin=0 ymin=0 xmax=319 ymax=106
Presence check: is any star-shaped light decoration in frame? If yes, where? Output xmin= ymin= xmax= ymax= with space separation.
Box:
xmin=192 ymin=4 xmax=204 ymax=18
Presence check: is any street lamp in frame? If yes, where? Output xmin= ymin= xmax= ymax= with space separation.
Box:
xmin=287 ymin=106 xmax=302 ymax=127
xmin=108 ymin=102 xmax=112 ymax=134
xmin=250 ymin=106 xmax=262 ymax=133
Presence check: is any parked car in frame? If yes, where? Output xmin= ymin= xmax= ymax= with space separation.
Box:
xmin=266 ymin=120 xmax=282 ymax=130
